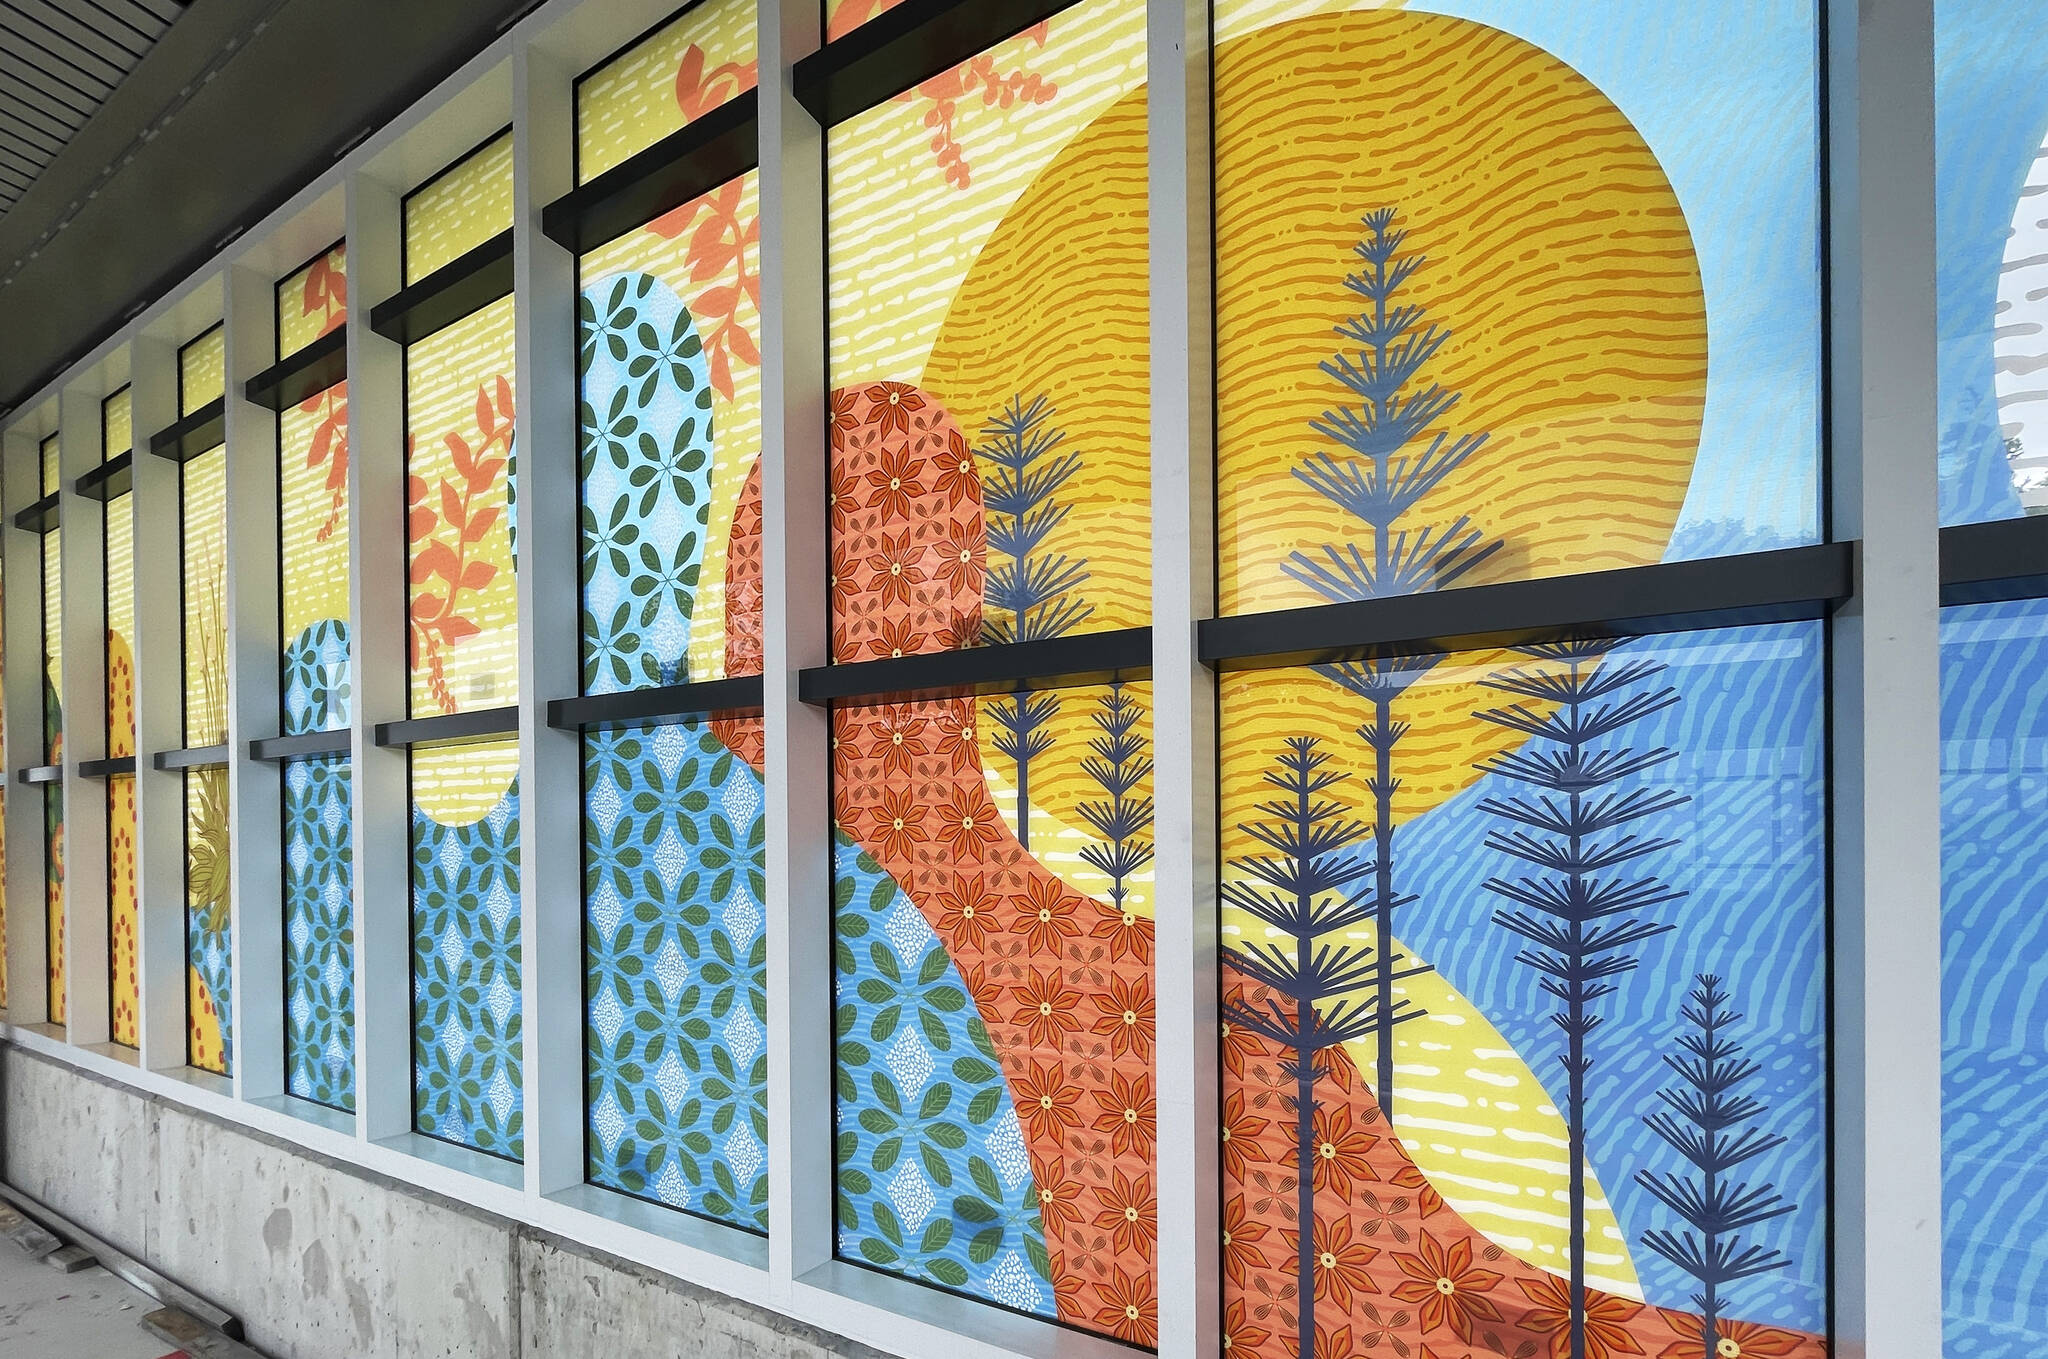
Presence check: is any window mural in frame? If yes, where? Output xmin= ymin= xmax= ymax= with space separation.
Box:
xmin=1937 ymin=0 xmax=2048 ymax=524
xmin=103 ymin=387 xmax=138 ymax=1047
xmin=1219 ymin=625 xmax=1828 ymax=1359
xmin=574 ymin=0 xmax=755 ymax=184
xmin=279 ymin=244 xmax=355 ymax=1111
xmin=39 ymin=432 xmax=63 ymax=1025
xmin=1214 ymin=2 xmax=1823 ymax=617
xmin=405 ymin=135 xmax=521 ymax=1157
xmin=824 ymin=0 xmax=1148 ymax=664
xmin=822 ymin=0 xmax=908 ymax=43
xmin=830 ymin=680 xmax=1155 ymax=1337
xmin=180 ymin=324 xmax=230 ymax=1074
xmin=574 ymin=5 xmax=769 ymax=1228
xmin=1941 ymin=598 xmax=2048 ymax=1354
xmin=411 ymin=738 xmax=522 ymax=1159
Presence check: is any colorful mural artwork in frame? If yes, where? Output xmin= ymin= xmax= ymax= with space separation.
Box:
xmin=574 ymin=4 xmax=768 ymax=1227
xmin=1941 ymin=598 xmax=2048 ymax=1356
xmin=103 ymin=387 xmax=138 ymax=1047
xmin=279 ymin=244 xmax=356 ymax=1111
xmin=1211 ymin=5 xmax=1827 ymax=1358
xmin=38 ymin=432 xmax=63 ymax=1026
xmin=820 ymin=0 xmax=1154 ymax=1339
xmin=405 ymin=138 xmax=521 ymax=1156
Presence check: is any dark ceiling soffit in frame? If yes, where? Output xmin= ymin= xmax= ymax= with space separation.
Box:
xmin=543 ymin=90 xmax=757 ymax=254
xmin=1200 ymin=543 xmax=1856 ymax=672
xmin=1941 ymin=515 xmax=2048 ymax=606
xmin=249 ymin=729 xmax=352 ymax=761
xmin=797 ymin=627 xmax=1154 ymax=707
xmin=147 ymin=396 xmax=224 ymax=462
xmin=374 ymin=706 xmax=519 ymax=749
xmin=0 ymin=0 xmax=551 ymax=421
xmin=792 ymin=0 xmax=1086 ymax=127
xmin=245 ymin=325 xmax=347 ymax=410
xmin=548 ymin=674 xmax=766 ymax=730
xmin=369 ymin=230 xmax=514 ymax=346
xmin=10 ymin=490 xmax=57 ymax=533
xmin=75 ymin=450 xmax=132 ymax=501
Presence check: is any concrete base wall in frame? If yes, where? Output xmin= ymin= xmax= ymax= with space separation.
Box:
xmin=1 ymin=1045 xmax=890 ymax=1359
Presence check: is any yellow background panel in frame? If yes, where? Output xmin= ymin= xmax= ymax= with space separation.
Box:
xmin=281 ymin=385 xmax=351 ymax=642
xmin=103 ymin=388 xmax=131 ymax=460
xmin=179 ymin=326 xmax=224 ymax=414
xmin=185 ymin=764 xmax=229 ymax=1074
xmin=279 ymin=244 xmax=347 ymax=360
xmin=182 ymin=447 xmax=228 ymax=746
xmin=106 ymin=495 xmax=134 ymax=756
xmin=413 ymin=736 xmax=519 ymax=828
xmin=576 ymin=0 xmax=757 ymax=184
xmin=42 ymin=526 xmax=60 ymax=759
xmin=406 ymin=133 xmax=514 ymax=284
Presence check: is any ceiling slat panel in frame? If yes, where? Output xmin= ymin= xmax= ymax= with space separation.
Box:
xmin=14 ymin=1 xmax=147 ymax=68
xmin=54 ymin=0 xmax=160 ymax=47
xmin=0 ymin=0 xmax=175 ymax=215
xmin=0 ymin=84 xmax=86 ymax=140
xmin=0 ymin=12 xmax=131 ymax=91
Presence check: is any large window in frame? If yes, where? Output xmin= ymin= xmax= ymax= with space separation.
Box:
xmin=38 ymin=431 xmax=63 ymax=1025
xmin=102 ymin=388 xmax=137 ymax=1048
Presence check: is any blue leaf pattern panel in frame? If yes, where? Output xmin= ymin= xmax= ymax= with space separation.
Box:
xmin=283 ymin=619 xmax=351 ymax=735
xmin=833 ymin=833 xmax=1056 ymax=1317
xmin=285 ymin=755 xmax=354 ymax=1110
xmin=585 ymin=719 xmax=768 ymax=1228
xmin=411 ymin=781 xmax=523 ymax=1159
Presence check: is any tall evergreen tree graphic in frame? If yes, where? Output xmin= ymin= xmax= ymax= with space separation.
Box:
xmin=1221 ymin=736 xmax=1425 ymax=1359
xmin=1076 ymin=681 xmax=1154 ymax=913
xmin=1472 ymin=638 xmax=1687 ymax=1359
xmin=978 ymin=394 xmax=1091 ymax=850
xmin=1282 ymin=207 xmax=1500 ymax=1120
xmin=1637 ymin=974 xmax=1794 ymax=1358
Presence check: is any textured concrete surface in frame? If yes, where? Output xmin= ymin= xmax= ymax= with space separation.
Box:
xmin=0 ymin=1045 xmax=897 ymax=1359
xmin=0 ymin=1239 xmax=177 ymax=1358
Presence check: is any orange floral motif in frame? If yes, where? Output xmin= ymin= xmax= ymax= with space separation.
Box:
xmin=1653 ymin=1311 xmax=1806 ymax=1359
xmin=1286 ymin=1213 xmax=1381 ymax=1309
xmin=1011 ymin=966 xmax=1083 ymax=1049
xmin=1089 ymin=972 xmax=1155 ymax=1061
xmin=407 ymin=376 xmax=511 ymax=714
xmin=1225 ymin=1298 xmax=1274 ymax=1357
xmin=1092 ymin=1168 xmax=1156 ymax=1259
xmin=901 ymin=25 xmax=1058 ymax=190
xmin=1013 ymin=875 xmax=1082 ymax=955
xmin=1012 ymin=1057 xmax=1085 ymax=1143
xmin=1515 ymin=1273 xmax=1646 ymax=1359
xmin=297 ymin=248 xmax=349 ymax=540
xmin=1310 ymin=1104 xmax=1379 ymax=1197
xmin=1222 ymin=1195 xmax=1272 ymax=1289
xmin=1389 ymin=1231 xmax=1505 ymax=1343
xmin=1092 ymin=1267 xmax=1158 ymax=1346
xmin=1092 ymin=1069 xmax=1156 ymax=1160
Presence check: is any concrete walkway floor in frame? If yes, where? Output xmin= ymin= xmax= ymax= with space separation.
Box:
xmin=0 ymin=1233 xmax=185 ymax=1358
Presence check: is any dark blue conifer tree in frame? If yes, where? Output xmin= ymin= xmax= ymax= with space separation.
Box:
xmin=978 ymin=394 xmax=1091 ymax=849
xmin=1221 ymin=736 xmax=1426 ymax=1359
xmin=1473 ymin=639 xmax=1688 ymax=1359
xmin=1075 ymin=682 xmax=1154 ymax=912
xmin=1637 ymin=974 xmax=1794 ymax=1358
xmin=1283 ymin=208 xmax=1501 ymax=1120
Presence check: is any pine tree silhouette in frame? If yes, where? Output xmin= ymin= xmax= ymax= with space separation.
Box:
xmin=978 ymin=394 xmax=1091 ymax=849
xmin=1473 ymin=638 xmax=1688 ymax=1359
xmin=1282 ymin=208 xmax=1501 ymax=1121
xmin=1075 ymin=682 xmax=1154 ymax=913
xmin=1221 ymin=736 xmax=1426 ymax=1359
xmin=1637 ymin=974 xmax=1794 ymax=1358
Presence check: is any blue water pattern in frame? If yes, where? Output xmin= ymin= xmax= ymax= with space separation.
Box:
xmin=1942 ymin=598 xmax=2048 ymax=1357
xmin=585 ymin=718 xmax=768 ymax=1228
xmin=284 ymin=755 xmax=354 ymax=1111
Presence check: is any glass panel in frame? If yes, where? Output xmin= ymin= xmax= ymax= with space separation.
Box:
xmin=1212 ymin=3 xmax=1822 ymax=616
xmin=105 ymin=389 xmax=137 ymax=1045
xmin=824 ymin=1 xmax=1149 ymax=663
xmin=278 ymin=243 xmax=346 ymax=361
xmin=185 ymin=765 xmax=230 ymax=1074
xmin=831 ymin=681 xmax=1156 ymax=1341
xmin=579 ymin=171 xmax=763 ymax=690
xmin=823 ymin=0 xmax=907 ymax=43
xmin=1941 ymin=598 xmax=2048 ymax=1353
xmin=411 ymin=738 xmax=523 ymax=1159
xmin=575 ymin=0 xmax=757 ymax=185
xmin=406 ymin=295 xmax=519 ymax=717
xmin=282 ymin=386 xmax=351 ymax=733
xmin=178 ymin=325 xmax=225 ymax=414
xmin=182 ymin=446 xmax=227 ymax=746
xmin=584 ymin=713 xmax=766 ymax=1225
xmin=1936 ymin=1 xmax=2048 ymax=524
xmin=404 ymin=132 xmax=514 ymax=284
xmin=182 ymin=440 xmax=228 ymax=1072
xmin=286 ymin=755 xmax=354 ymax=1110
xmin=1217 ymin=622 xmax=1828 ymax=1359
xmin=41 ymin=433 xmax=63 ymax=1023
xmin=103 ymin=387 xmax=131 ymax=464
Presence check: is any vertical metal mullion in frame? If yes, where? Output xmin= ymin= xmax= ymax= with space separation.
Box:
xmin=347 ymin=174 xmax=416 ymax=1144
xmin=512 ymin=32 xmax=584 ymax=1198
xmin=1150 ymin=0 xmax=1217 ymax=1351
xmin=223 ymin=263 xmax=284 ymax=1100
xmin=130 ymin=336 xmax=184 ymax=1070
xmin=1826 ymin=1 xmax=1942 ymax=1355
xmin=57 ymin=383 xmax=109 ymax=1047
xmin=761 ymin=0 xmax=831 ymax=1289
xmin=2 ymin=424 xmax=48 ymax=1026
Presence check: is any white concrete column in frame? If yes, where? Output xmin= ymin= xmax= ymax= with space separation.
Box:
xmin=761 ymin=0 xmax=831 ymax=1287
xmin=224 ymin=263 xmax=285 ymax=1101
xmin=2 ymin=423 xmax=48 ymax=1027
xmin=511 ymin=31 xmax=584 ymax=1198
xmin=57 ymin=383 xmax=109 ymax=1047
xmin=345 ymin=172 xmax=416 ymax=1143
xmin=1827 ymin=1 xmax=1942 ymax=1357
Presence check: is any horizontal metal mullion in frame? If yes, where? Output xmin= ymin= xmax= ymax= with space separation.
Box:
xmin=792 ymin=0 xmax=1087 ymax=127
xmin=245 ymin=327 xmax=347 ymax=411
xmin=146 ymin=398 xmax=225 ymax=463
xmin=13 ymin=763 xmax=60 ymax=785
xmin=77 ymin=755 xmax=137 ymax=779
xmin=74 ymin=451 xmax=130 ymax=502
xmin=1939 ymin=515 xmax=2048 ymax=605
xmin=369 ymin=230 xmax=514 ymax=346
xmin=373 ymin=706 xmax=519 ymax=749
xmin=248 ymin=730 xmax=352 ymax=762
xmin=10 ymin=491 xmax=57 ymax=533
xmin=151 ymin=744 xmax=228 ymax=772
xmin=798 ymin=627 xmax=1152 ymax=706
xmin=542 ymin=90 xmax=758 ymax=254
xmin=547 ymin=674 xmax=765 ymax=730
xmin=1200 ymin=543 xmax=1855 ymax=671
